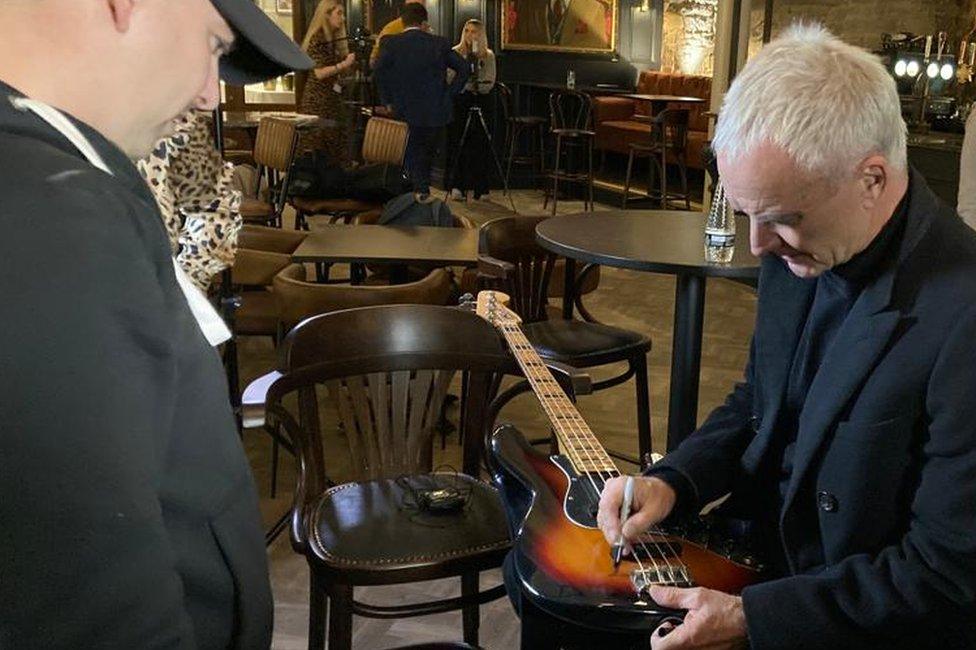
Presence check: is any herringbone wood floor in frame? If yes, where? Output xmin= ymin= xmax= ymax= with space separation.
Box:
xmin=237 ymin=190 xmax=757 ymax=649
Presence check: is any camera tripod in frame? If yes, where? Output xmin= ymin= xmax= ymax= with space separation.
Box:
xmin=444 ymin=94 xmax=518 ymax=213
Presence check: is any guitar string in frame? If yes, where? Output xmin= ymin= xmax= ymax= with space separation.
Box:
xmin=499 ymin=322 xmax=685 ymax=583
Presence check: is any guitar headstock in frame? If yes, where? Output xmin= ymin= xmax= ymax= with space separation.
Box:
xmin=475 ymin=290 xmax=522 ymax=328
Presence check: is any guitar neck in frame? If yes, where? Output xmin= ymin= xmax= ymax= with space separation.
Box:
xmin=498 ymin=322 xmax=617 ymax=475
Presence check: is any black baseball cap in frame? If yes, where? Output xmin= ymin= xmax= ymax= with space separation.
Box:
xmin=211 ymin=0 xmax=313 ymax=85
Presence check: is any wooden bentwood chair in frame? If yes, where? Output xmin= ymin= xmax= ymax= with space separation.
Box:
xmin=260 ymin=305 xmax=584 ymax=650
xmin=478 ymin=216 xmax=653 ymax=466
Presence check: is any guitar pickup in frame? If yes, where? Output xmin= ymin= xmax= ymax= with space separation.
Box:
xmin=630 ymin=566 xmax=694 ymax=594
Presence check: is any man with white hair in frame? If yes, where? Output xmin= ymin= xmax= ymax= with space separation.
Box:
xmin=0 ymin=1 xmax=310 ymax=647
xmin=596 ymin=24 xmax=976 ymax=649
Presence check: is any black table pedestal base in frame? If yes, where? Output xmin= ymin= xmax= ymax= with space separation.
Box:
xmin=667 ymin=274 xmax=705 ymax=451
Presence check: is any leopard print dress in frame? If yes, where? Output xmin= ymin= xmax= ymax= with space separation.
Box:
xmin=298 ymin=29 xmax=351 ymax=167
xmin=137 ymin=111 xmax=242 ymax=292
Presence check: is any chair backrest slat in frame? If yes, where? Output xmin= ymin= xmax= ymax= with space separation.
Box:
xmin=326 ymin=379 xmax=362 ymax=476
xmin=406 ymin=369 xmax=435 ymax=471
xmin=367 ymin=372 xmax=392 ymax=471
xmin=390 ymin=370 xmax=411 ymax=475
xmin=348 ymin=375 xmax=383 ymax=479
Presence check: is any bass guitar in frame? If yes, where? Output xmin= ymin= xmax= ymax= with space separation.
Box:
xmin=475 ymin=290 xmax=763 ymax=633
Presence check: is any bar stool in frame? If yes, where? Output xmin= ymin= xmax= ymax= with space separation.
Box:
xmin=544 ymin=90 xmax=594 ymax=216
xmin=622 ymin=108 xmax=691 ymax=210
xmin=497 ymin=83 xmax=547 ymax=190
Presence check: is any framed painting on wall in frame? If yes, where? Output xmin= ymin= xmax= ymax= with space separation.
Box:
xmin=276 ymin=0 xmax=293 ymax=14
xmin=502 ymin=0 xmax=617 ymax=53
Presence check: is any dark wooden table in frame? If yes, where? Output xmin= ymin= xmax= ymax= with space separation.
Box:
xmin=293 ymin=224 xmax=479 ymax=279
xmin=621 ymin=94 xmax=707 ymax=114
xmin=536 ymin=210 xmax=759 ymax=450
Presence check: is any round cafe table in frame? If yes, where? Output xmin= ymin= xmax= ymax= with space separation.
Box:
xmin=536 ymin=210 xmax=759 ymax=450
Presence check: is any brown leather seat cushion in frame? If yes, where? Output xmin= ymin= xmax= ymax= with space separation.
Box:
xmin=234 ymin=289 xmax=278 ymax=336
xmin=310 ymin=476 xmax=510 ymax=569
xmin=522 ymin=319 xmax=650 ymax=367
xmin=290 ymin=196 xmax=381 ymax=215
xmin=240 ymin=196 xmax=273 ymax=219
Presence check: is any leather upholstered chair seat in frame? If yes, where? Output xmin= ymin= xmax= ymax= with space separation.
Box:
xmin=240 ymin=195 xmax=275 ymax=223
xmin=290 ymin=196 xmax=379 ymax=218
xmin=310 ymin=476 xmax=510 ymax=576
xmin=521 ymin=319 xmax=649 ymax=368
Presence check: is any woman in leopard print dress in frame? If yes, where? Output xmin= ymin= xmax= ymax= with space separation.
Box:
xmin=299 ymin=0 xmax=357 ymax=167
xmin=137 ymin=110 xmax=241 ymax=293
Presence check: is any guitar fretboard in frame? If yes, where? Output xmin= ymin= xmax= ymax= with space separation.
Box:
xmin=499 ymin=322 xmax=617 ymax=475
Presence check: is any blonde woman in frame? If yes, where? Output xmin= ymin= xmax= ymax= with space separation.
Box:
xmin=447 ymin=19 xmax=497 ymax=200
xmin=299 ymin=0 xmax=356 ymax=166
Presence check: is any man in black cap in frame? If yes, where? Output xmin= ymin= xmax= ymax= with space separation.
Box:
xmin=0 ymin=1 xmax=310 ymax=648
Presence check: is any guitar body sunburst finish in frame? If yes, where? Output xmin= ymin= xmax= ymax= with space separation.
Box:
xmin=491 ymin=425 xmax=761 ymax=633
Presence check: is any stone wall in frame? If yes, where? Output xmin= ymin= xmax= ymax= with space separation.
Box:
xmin=662 ymin=0 xmax=976 ymax=79
xmin=662 ymin=0 xmax=720 ymax=75
xmin=766 ymin=0 xmax=966 ymax=51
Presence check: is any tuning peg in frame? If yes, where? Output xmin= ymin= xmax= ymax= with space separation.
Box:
xmin=459 ymin=293 xmax=475 ymax=310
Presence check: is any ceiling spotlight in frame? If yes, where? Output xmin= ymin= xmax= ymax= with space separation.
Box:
xmin=894 ymin=60 xmax=907 ymax=77
xmin=927 ymin=62 xmax=940 ymax=78
xmin=941 ymin=63 xmax=955 ymax=81
xmin=906 ymin=60 xmax=920 ymax=77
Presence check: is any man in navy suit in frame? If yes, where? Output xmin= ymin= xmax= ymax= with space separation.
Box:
xmin=589 ymin=24 xmax=976 ymax=650
xmin=375 ymin=3 xmax=468 ymax=198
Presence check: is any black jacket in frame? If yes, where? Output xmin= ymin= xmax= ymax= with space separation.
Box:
xmin=0 ymin=83 xmax=272 ymax=648
xmin=654 ymin=172 xmax=976 ymax=648
xmin=374 ymin=28 xmax=469 ymax=127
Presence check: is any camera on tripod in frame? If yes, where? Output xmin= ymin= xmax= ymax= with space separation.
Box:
xmin=348 ymin=25 xmax=374 ymax=61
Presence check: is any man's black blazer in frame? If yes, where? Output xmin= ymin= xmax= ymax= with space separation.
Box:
xmin=0 ymin=82 xmax=271 ymax=648
xmin=654 ymin=172 xmax=976 ymax=648
xmin=374 ymin=28 xmax=468 ymax=127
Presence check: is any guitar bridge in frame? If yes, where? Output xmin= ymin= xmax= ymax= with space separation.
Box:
xmin=630 ymin=566 xmax=695 ymax=594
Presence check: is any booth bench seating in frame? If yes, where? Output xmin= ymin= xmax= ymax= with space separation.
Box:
xmin=592 ymin=71 xmax=711 ymax=169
